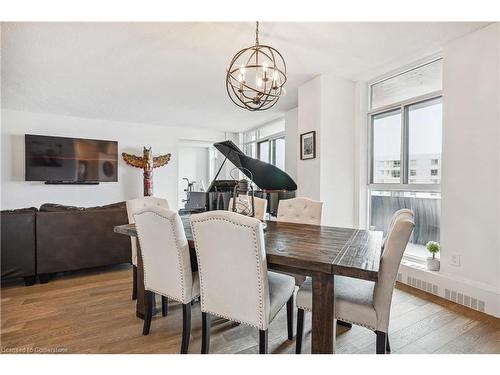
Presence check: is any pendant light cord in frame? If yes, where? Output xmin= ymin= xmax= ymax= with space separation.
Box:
xmin=255 ymin=21 xmax=259 ymax=45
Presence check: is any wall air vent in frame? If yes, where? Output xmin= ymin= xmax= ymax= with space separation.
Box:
xmin=445 ymin=288 xmax=485 ymax=312
xmin=406 ymin=275 xmax=439 ymax=295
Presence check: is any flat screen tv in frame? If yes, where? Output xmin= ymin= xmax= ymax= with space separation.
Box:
xmin=25 ymin=134 xmax=118 ymax=183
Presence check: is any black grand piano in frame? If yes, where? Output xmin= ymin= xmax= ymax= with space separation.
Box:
xmin=180 ymin=140 xmax=297 ymax=216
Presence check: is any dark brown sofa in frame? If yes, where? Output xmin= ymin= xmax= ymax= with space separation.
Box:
xmin=36 ymin=202 xmax=131 ymax=283
xmin=1 ymin=207 xmax=38 ymax=286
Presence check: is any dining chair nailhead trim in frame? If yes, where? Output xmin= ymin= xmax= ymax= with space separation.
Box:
xmin=146 ymin=287 xmax=199 ymax=304
xmin=297 ymin=307 xmax=376 ymax=331
xmin=190 ymin=215 xmax=266 ymax=330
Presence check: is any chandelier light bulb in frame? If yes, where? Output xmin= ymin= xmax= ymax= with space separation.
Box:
xmin=262 ymin=61 xmax=268 ymax=72
xmin=256 ymin=77 xmax=263 ymax=88
xmin=239 ymin=64 xmax=246 ymax=76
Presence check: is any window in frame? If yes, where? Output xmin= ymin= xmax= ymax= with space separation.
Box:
xmin=408 ymin=97 xmax=443 ymax=184
xmin=370 ymin=190 xmax=441 ymax=259
xmin=241 ymin=119 xmax=286 ymax=170
xmin=258 ymin=141 xmax=270 ymax=163
xmin=370 ymin=59 xmax=442 ymax=110
xmin=272 ymin=137 xmax=285 ymax=171
xmin=369 ymin=59 xmax=442 ymax=261
xmin=371 ymin=109 xmax=402 ymax=184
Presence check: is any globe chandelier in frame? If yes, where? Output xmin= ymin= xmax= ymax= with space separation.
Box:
xmin=226 ymin=22 xmax=287 ymax=111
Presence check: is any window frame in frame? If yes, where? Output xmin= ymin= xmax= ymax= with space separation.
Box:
xmin=242 ymin=122 xmax=285 ymax=168
xmin=367 ymin=59 xmax=443 ymax=263
xmin=368 ymin=91 xmax=443 ymax=192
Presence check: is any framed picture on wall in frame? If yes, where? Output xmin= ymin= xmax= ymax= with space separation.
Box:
xmin=300 ymin=131 xmax=316 ymax=160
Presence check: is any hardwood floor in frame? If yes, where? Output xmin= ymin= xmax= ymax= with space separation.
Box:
xmin=1 ymin=265 xmax=499 ymax=354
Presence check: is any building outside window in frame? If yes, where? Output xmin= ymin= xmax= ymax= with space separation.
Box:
xmin=240 ymin=119 xmax=285 ymax=171
xmin=369 ymin=58 xmax=442 ymax=262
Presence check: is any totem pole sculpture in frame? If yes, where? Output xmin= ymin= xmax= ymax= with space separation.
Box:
xmin=122 ymin=147 xmax=171 ymax=196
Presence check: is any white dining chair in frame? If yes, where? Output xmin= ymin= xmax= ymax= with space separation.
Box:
xmin=228 ymin=196 xmax=268 ymax=221
xmin=276 ymin=197 xmax=323 ymax=285
xmin=277 ymin=197 xmax=323 ymax=226
xmin=382 ymin=208 xmax=414 ymax=251
xmin=190 ymin=210 xmax=295 ymax=354
xmin=294 ymin=210 xmax=415 ymax=354
xmin=126 ymin=196 xmax=169 ymax=312
xmin=133 ymin=206 xmax=199 ymax=354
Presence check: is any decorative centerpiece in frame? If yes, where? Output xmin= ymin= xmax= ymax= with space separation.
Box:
xmin=426 ymin=241 xmax=441 ymax=271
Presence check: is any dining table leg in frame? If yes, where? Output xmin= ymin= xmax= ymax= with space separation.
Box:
xmin=311 ymin=273 xmax=336 ymax=354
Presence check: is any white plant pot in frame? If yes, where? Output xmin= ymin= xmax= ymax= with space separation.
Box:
xmin=426 ymin=257 xmax=440 ymax=271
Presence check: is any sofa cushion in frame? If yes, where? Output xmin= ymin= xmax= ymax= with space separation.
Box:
xmin=40 ymin=202 xmax=125 ymax=212
xmin=1 ymin=208 xmax=37 ymax=280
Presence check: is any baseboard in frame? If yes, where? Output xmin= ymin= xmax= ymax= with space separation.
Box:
xmin=397 ymin=261 xmax=500 ymax=318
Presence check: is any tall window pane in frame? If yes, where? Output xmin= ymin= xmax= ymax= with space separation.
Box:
xmin=408 ymin=98 xmax=443 ymax=184
xmin=258 ymin=141 xmax=269 ymax=163
xmin=372 ymin=110 xmax=402 ymax=183
xmin=273 ymin=137 xmax=285 ymax=171
xmin=244 ymin=142 xmax=256 ymax=158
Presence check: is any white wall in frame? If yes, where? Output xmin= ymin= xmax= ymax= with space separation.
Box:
xmin=320 ymin=74 xmax=355 ymax=227
xmin=1 ymin=109 xmax=225 ymax=210
xmin=441 ymin=24 xmax=500 ymax=293
xmin=297 ymin=77 xmax=322 ymax=201
xmin=296 ymin=74 xmax=356 ymax=227
xmin=284 ymin=107 xmax=298 ymax=182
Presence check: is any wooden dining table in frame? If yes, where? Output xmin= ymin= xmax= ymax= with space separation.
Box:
xmin=114 ymin=215 xmax=382 ymax=354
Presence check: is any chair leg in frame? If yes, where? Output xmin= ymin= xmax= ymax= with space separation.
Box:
xmin=386 ymin=335 xmax=391 ymax=353
xmin=132 ymin=265 xmax=137 ymax=300
xmin=162 ymin=296 xmax=169 ymax=317
xmin=286 ymin=294 xmax=294 ymax=340
xmin=296 ymin=308 xmax=304 ymax=354
xmin=201 ymin=312 xmax=211 ymax=354
xmin=142 ymin=290 xmax=153 ymax=335
xmin=375 ymin=330 xmax=387 ymax=354
xmin=259 ymin=329 xmax=268 ymax=354
xmin=181 ymin=303 xmax=191 ymax=354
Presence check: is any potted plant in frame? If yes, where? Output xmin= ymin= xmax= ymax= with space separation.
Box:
xmin=426 ymin=241 xmax=440 ymax=271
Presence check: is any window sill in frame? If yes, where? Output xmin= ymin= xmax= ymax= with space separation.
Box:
xmin=401 ymin=257 xmax=441 ymax=274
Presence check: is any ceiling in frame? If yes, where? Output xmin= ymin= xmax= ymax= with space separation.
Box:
xmin=1 ymin=22 xmax=489 ymax=132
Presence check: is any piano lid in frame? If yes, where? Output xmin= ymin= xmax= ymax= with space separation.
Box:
xmin=212 ymin=140 xmax=297 ymax=191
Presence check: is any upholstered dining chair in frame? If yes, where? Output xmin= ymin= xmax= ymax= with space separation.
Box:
xmin=228 ymin=196 xmax=268 ymax=221
xmin=276 ymin=197 xmax=323 ymax=285
xmin=294 ymin=210 xmax=415 ymax=354
xmin=133 ymin=206 xmax=199 ymax=354
xmin=277 ymin=197 xmax=323 ymax=226
xmin=190 ymin=210 xmax=295 ymax=354
xmin=381 ymin=208 xmax=414 ymax=251
xmin=126 ymin=197 xmax=169 ymax=313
